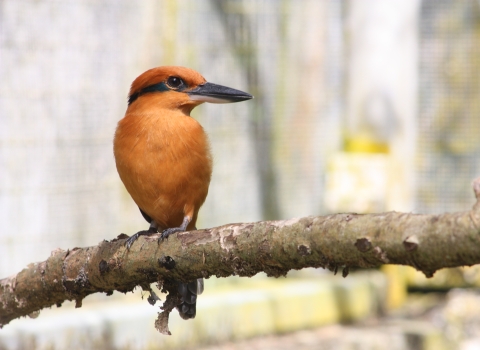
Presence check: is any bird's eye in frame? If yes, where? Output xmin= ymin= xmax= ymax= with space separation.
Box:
xmin=166 ymin=76 xmax=184 ymax=89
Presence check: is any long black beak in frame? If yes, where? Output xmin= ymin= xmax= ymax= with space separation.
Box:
xmin=188 ymin=82 xmax=253 ymax=104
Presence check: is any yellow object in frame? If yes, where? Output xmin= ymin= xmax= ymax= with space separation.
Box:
xmin=381 ymin=265 xmax=408 ymax=310
xmin=344 ymin=136 xmax=389 ymax=154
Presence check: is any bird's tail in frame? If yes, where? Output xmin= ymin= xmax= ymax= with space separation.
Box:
xmin=176 ymin=278 xmax=204 ymax=319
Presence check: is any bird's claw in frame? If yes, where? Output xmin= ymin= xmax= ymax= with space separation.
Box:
xmin=125 ymin=227 xmax=158 ymax=249
xmin=125 ymin=233 xmax=141 ymax=249
xmin=158 ymin=227 xmax=184 ymax=242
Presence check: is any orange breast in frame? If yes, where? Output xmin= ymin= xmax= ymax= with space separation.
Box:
xmin=113 ymin=109 xmax=212 ymax=230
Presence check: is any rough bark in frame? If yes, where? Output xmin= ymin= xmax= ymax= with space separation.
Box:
xmin=1 ymin=178 xmax=480 ymax=333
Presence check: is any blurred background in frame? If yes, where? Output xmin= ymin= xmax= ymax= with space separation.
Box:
xmin=1 ymin=0 xmax=480 ymax=349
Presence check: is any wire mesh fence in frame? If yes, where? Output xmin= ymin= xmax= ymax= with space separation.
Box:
xmin=1 ymin=0 xmax=479 ymax=278
xmin=417 ymin=0 xmax=480 ymax=214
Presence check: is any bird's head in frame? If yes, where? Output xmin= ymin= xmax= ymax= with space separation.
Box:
xmin=127 ymin=66 xmax=253 ymax=113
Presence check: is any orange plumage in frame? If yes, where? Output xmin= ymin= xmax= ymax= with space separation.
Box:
xmin=114 ymin=67 xmax=212 ymax=231
xmin=113 ymin=66 xmax=252 ymax=319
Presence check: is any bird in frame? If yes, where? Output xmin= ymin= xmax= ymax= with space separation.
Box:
xmin=113 ymin=66 xmax=253 ymax=319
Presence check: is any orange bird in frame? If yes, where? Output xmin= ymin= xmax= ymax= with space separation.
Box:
xmin=114 ymin=66 xmax=252 ymax=319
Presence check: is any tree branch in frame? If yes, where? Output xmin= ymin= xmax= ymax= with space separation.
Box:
xmin=2 ymin=177 xmax=480 ymax=333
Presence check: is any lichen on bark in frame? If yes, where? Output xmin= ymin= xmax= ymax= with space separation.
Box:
xmin=1 ymin=177 xmax=480 ymax=333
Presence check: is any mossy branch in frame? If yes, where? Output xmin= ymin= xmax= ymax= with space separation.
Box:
xmin=2 ymin=177 xmax=480 ymax=334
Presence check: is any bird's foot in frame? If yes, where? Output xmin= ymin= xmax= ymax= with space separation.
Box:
xmin=125 ymin=226 xmax=158 ymax=249
xmin=159 ymin=227 xmax=185 ymax=241
xmin=158 ymin=216 xmax=190 ymax=242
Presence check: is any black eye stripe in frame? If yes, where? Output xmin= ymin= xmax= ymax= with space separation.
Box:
xmin=128 ymin=77 xmax=189 ymax=105
xmin=128 ymin=82 xmax=169 ymax=105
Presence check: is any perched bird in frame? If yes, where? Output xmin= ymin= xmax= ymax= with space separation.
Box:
xmin=113 ymin=66 xmax=252 ymax=319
